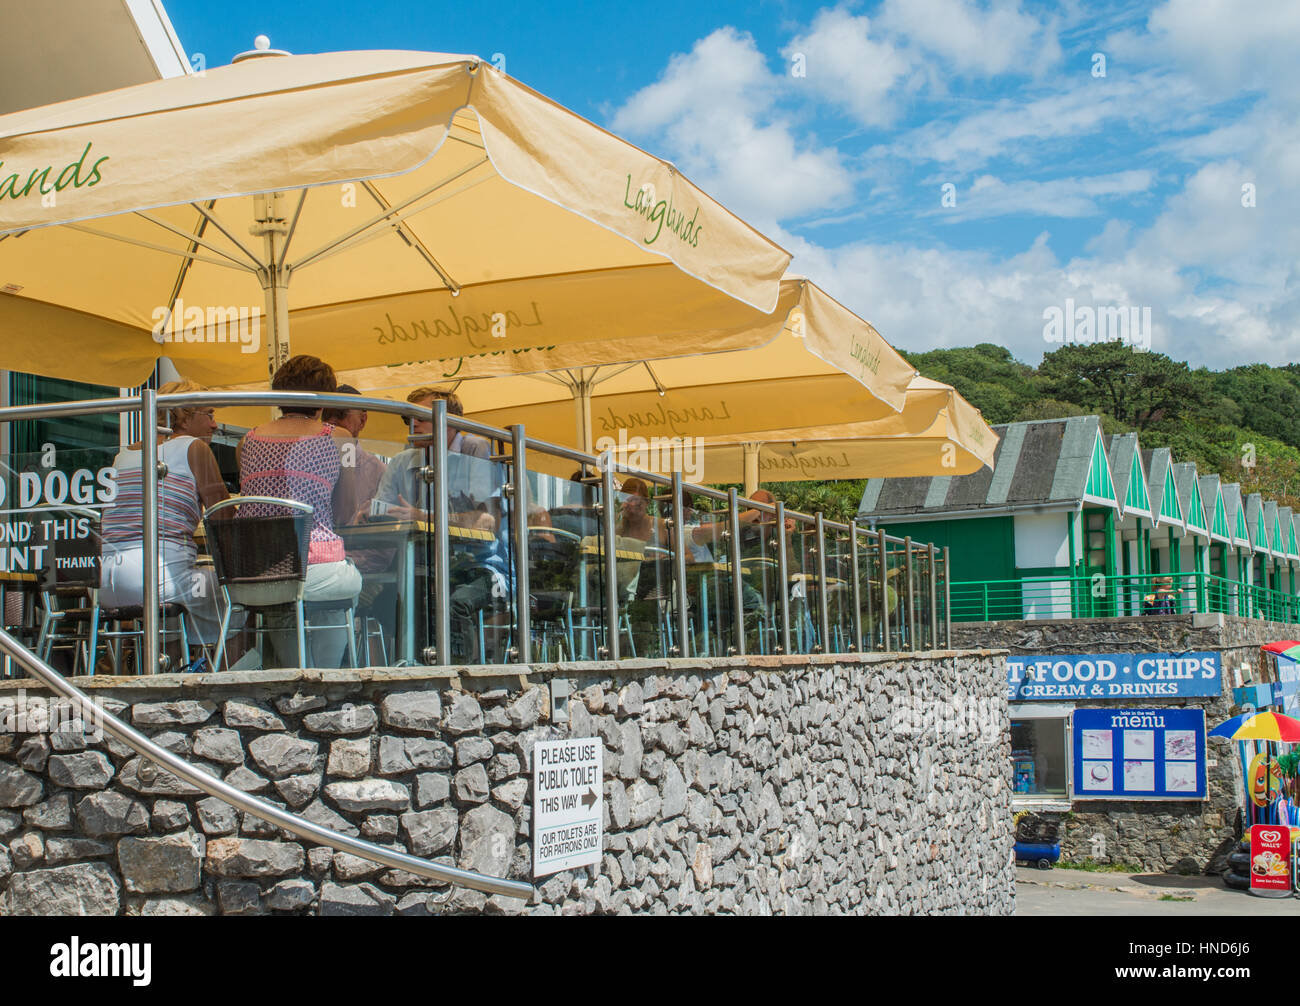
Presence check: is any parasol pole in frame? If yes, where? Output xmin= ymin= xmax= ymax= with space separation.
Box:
xmin=742 ymin=442 xmax=761 ymax=496
xmin=571 ymin=374 xmax=595 ymax=456
xmin=253 ymin=191 xmax=291 ymax=381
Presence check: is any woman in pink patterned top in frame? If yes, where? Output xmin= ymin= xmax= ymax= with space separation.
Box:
xmin=237 ymin=355 xmax=361 ymax=667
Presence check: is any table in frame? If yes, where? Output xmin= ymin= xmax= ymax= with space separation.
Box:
xmin=685 ymin=561 xmax=731 ymax=655
xmin=575 ymin=538 xmax=647 ymax=658
xmin=339 ymin=519 xmax=496 ymax=664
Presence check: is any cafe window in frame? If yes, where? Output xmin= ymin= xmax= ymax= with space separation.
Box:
xmin=1010 ymin=704 xmax=1071 ymax=803
xmin=9 ymin=374 xmax=120 ymax=453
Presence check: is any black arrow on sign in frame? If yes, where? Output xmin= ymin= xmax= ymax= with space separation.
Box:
xmin=581 ymin=788 xmax=597 ymax=810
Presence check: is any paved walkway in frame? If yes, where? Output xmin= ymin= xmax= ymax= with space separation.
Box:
xmin=1015 ymin=866 xmax=1300 ymax=916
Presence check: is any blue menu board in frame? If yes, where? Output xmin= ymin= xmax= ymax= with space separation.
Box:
xmin=1072 ymin=708 xmax=1206 ymax=801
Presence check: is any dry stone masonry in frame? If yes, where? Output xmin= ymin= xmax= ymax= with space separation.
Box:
xmin=0 ymin=651 xmax=1014 ymax=916
xmin=956 ymin=612 xmax=1288 ymax=872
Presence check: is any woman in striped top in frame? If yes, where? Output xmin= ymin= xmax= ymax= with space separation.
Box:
xmin=100 ymin=380 xmax=233 ymax=653
xmin=237 ymin=355 xmax=361 ymax=668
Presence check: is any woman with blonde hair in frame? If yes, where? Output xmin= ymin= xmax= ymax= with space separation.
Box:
xmin=100 ymin=379 xmax=234 ymax=663
xmin=160 ymin=378 xmax=219 ymax=443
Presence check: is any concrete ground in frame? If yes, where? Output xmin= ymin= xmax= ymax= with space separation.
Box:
xmin=1015 ymin=865 xmax=1300 ymax=916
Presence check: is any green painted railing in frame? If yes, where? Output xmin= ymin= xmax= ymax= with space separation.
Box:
xmin=950 ymin=571 xmax=1300 ymax=624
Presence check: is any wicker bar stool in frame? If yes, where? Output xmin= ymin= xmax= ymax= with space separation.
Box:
xmin=203 ymin=496 xmax=357 ymax=671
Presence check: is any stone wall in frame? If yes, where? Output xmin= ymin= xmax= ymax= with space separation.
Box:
xmin=0 ymin=651 xmax=1014 ymax=916
xmin=954 ymin=613 xmax=1287 ymax=872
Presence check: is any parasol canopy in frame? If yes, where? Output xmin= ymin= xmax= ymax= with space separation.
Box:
xmin=1210 ymin=711 xmax=1300 ymax=743
xmin=0 ymin=49 xmax=791 ymax=386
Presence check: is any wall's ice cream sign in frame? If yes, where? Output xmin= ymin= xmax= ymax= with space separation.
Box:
xmin=0 ymin=142 xmax=109 ymax=202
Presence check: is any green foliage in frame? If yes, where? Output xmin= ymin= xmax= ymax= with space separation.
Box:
xmin=900 ymin=343 xmax=1036 ymax=424
xmin=1037 ymin=344 xmax=1212 ymax=430
xmin=766 ymin=480 xmax=866 ymax=524
xmin=1056 ymin=858 xmax=1144 ymax=873
xmin=761 ymin=343 xmax=1300 ymax=516
xmin=1212 ymin=365 xmax=1300 ymax=449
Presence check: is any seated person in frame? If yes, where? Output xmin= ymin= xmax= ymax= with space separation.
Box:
xmin=1143 ymin=576 xmax=1179 ymax=614
xmin=687 ymin=489 xmax=796 ymax=651
xmin=368 ymin=388 xmax=493 ymax=521
xmin=447 ymin=489 xmax=518 ymax=663
xmin=324 ymin=384 xmax=387 ymax=527
xmin=100 ymin=379 xmax=240 ymax=666
xmin=529 ymin=504 xmax=556 ymax=544
xmin=616 ymin=477 xmax=671 ymax=547
xmin=362 ymin=388 xmax=505 ymax=663
xmin=549 ymin=469 xmax=600 ymax=538
xmin=236 ymin=355 xmax=361 ymax=668
xmin=613 ymin=478 xmax=678 ymax=655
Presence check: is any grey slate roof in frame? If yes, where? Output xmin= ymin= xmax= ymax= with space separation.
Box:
xmin=1279 ymin=506 xmax=1295 ymax=556
xmin=1145 ymin=447 xmax=1176 ymax=525
xmin=1264 ymin=500 xmax=1280 ymax=555
xmin=859 ymin=415 xmax=1102 ymax=518
xmin=1172 ymin=462 xmax=1205 ymax=533
xmin=1198 ymin=474 xmax=1223 ymax=540
xmin=1107 ymin=432 xmax=1147 ymax=516
xmin=1245 ymin=493 xmax=1264 ymax=550
xmin=1221 ymin=483 xmax=1247 ymax=545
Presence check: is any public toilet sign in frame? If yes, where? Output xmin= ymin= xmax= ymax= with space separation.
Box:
xmin=1007 ymin=652 xmax=1221 ymax=701
xmin=532 ymin=737 xmax=603 ymax=878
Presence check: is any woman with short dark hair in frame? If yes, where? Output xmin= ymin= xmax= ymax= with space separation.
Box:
xmin=272 ymin=353 xmax=338 ymax=415
xmin=236 ymin=355 xmax=360 ymax=667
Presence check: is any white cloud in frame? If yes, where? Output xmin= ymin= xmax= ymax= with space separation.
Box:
xmin=773 ymin=225 xmax=1299 ymax=370
xmin=611 ymin=27 xmax=773 ymax=136
xmin=878 ymin=0 xmax=1060 ymax=77
xmin=1135 ymin=104 xmax=1300 ymax=292
xmin=932 ymin=170 xmax=1154 ymax=221
xmin=610 ymin=27 xmax=854 ymax=227
xmin=604 ymin=4 xmax=1300 ymax=372
xmin=1145 ymin=0 xmax=1300 ymax=94
xmin=886 ymin=71 xmax=1203 ymax=168
xmin=783 ymin=7 xmax=911 ymax=127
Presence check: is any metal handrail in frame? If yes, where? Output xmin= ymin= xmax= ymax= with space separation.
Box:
xmin=0 ymin=389 xmax=949 ymax=660
xmin=949 ymin=570 xmax=1300 ymax=624
xmin=0 ymin=627 xmax=535 ymax=901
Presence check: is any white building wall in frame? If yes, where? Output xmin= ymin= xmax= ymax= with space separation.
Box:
xmin=1014 ymin=513 xmax=1071 ymax=619
xmin=1014 ymin=514 xmax=1069 ymax=568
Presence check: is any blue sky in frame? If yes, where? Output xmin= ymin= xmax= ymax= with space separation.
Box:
xmin=166 ymin=0 xmax=1300 ymax=369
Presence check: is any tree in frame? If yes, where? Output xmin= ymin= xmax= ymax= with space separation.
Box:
xmin=1037 ymin=344 xmax=1211 ymax=430
xmin=899 ymin=344 xmax=1036 ymax=424
xmin=1212 ymin=365 xmax=1300 ymax=448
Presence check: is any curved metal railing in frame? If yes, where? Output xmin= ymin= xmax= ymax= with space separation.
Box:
xmin=0 ymin=627 xmax=535 ymax=901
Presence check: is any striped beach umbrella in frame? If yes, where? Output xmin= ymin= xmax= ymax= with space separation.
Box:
xmin=1210 ymin=711 xmax=1300 ymax=743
